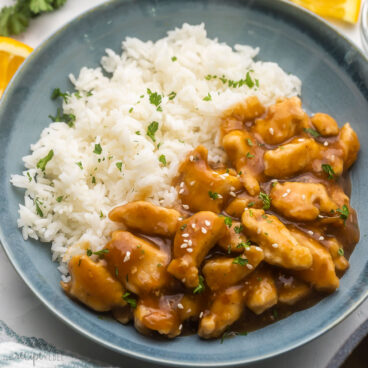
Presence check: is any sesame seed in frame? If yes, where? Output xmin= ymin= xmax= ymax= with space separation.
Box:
xmin=190 ymin=181 xmax=196 ymax=186
xmin=187 ymin=248 xmax=193 ymax=253
xmin=282 ymin=189 xmax=291 ymax=198
xmin=217 ymin=194 xmax=223 ymax=199
xmin=180 ymin=181 xmax=185 ymax=188
xmin=182 ymin=233 xmax=189 ymax=238
xmin=230 ymin=191 xmax=236 ymax=197
xmin=183 ymin=239 xmax=189 ymax=243
xmin=177 ymin=303 xmax=184 ymax=309
xmin=182 ymin=278 xmax=186 ymax=283
xmin=255 ymin=246 xmax=263 ymax=252
xmin=179 ymin=188 xmax=185 ymax=194
xmin=123 ymin=251 xmax=131 ymax=262
xmin=230 ymin=186 xmax=235 ymax=191
xmin=257 ymin=228 xmax=261 ymax=234
xmin=131 ymin=266 xmax=137 ymax=274
xmin=302 ymin=194 xmax=306 ymax=200
xmin=188 ymin=240 xmax=192 ymax=246
xmin=178 ymin=217 xmax=183 ymax=221
xmin=201 ymin=227 xmax=207 ymax=234
xmin=317 ymin=215 xmax=323 ymax=218
xmin=319 ymin=236 xmax=325 ymax=241
xmin=272 ymin=243 xmax=279 ymax=248
xmin=204 ymin=220 xmax=211 ymax=226
xmin=187 ymin=308 xmax=192 ymax=313
xmin=191 ymin=223 xmax=196 ymax=229
xmin=199 ymin=312 xmax=204 ymax=318
xmin=180 ymin=243 xmax=187 ymax=248
xmin=183 ymin=204 xmax=189 ymax=210
xmin=189 ymin=155 xmax=194 ymax=162
xmin=179 ymin=324 xmax=183 ymax=330
xmin=324 ymin=141 xmax=329 ymax=146
xmin=308 ymin=230 xmax=314 ymax=235
xmin=223 ymin=173 xmax=229 ymax=177
xmin=298 ymin=138 xmax=305 ymax=142
xmin=246 ymin=264 xmax=254 ymax=270
xmin=269 ymin=127 xmax=274 ymax=135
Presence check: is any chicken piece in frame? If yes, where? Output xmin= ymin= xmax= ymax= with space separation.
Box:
xmin=177 ymin=146 xmax=242 ymax=213
xmin=61 ymin=255 xmax=126 ymax=312
xmin=252 ymin=97 xmax=309 ymax=145
xmin=270 ymin=182 xmax=338 ymax=221
xmin=277 ymin=275 xmax=311 ymax=305
xmin=112 ymin=306 xmax=133 ymax=325
xmin=311 ymin=113 xmax=339 ymax=136
xmin=289 ymin=228 xmax=339 ymax=292
xmin=134 ymin=295 xmax=182 ymax=338
xmin=221 ymin=96 xmax=266 ymax=135
xmin=241 ymin=209 xmax=312 ymax=270
xmin=225 ymin=195 xmax=262 ymax=218
xmin=324 ymin=237 xmax=349 ymax=272
xmin=178 ymin=295 xmax=203 ymax=321
xmin=338 ymin=123 xmax=360 ymax=169
xmin=264 ymin=138 xmax=320 ymax=178
xmin=167 ymin=211 xmax=226 ymax=288
xmin=105 ymin=231 xmax=171 ymax=295
xmin=202 ymin=246 xmax=264 ymax=290
xmin=222 ymin=130 xmax=264 ymax=195
xmin=109 ymin=201 xmax=180 ymax=237
xmin=245 ymin=267 xmax=277 ymax=314
xmin=198 ymin=286 xmax=244 ymax=339
xmin=217 ymin=220 xmax=248 ymax=254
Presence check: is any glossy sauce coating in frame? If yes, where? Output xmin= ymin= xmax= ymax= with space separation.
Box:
xmin=62 ymin=96 xmax=360 ymax=339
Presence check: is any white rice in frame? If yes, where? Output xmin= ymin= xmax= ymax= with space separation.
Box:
xmin=10 ymin=24 xmax=301 ymax=275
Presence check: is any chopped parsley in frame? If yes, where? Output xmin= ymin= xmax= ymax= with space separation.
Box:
xmin=224 ymin=216 xmax=233 ymax=228
xmin=159 ymin=154 xmax=167 ymax=166
xmin=56 ymin=196 xmax=63 ymax=202
xmin=91 ymin=176 xmax=96 ymax=184
xmin=180 ymin=224 xmax=187 ymax=231
xmin=93 ymin=143 xmax=102 ymax=155
xmin=203 ymin=93 xmax=212 ymax=101
xmin=116 ymin=162 xmax=123 ymax=171
xmin=171 ymin=56 xmax=177 ymax=62
xmin=74 ymin=91 xmax=82 ymax=99
xmin=272 ymin=309 xmax=278 ymax=319
xmin=147 ymin=121 xmax=159 ymax=142
xmin=245 ymin=71 xmax=255 ymax=88
xmin=322 ymin=164 xmax=335 ymax=179
xmin=135 ymin=131 xmax=141 ymax=135
xmin=168 ymin=91 xmax=176 ymax=100
xmin=86 ymin=249 xmax=92 ymax=256
xmin=51 ymin=88 xmax=70 ymax=103
xmin=336 ymin=205 xmax=349 ymax=223
xmin=34 ymin=198 xmax=43 ymax=217
xmin=115 ymin=267 xmax=119 ymax=277
xmin=304 ymin=128 xmax=320 ymax=138
xmin=193 ymin=275 xmax=205 ymax=294
xmin=246 ymin=138 xmax=253 ymax=146
xmin=338 ymin=248 xmax=345 ymax=256
xmin=27 ymin=172 xmax=32 ymax=182
xmin=259 ymin=192 xmax=271 ymax=210
xmin=122 ymin=292 xmax=137 ymax=308
xmin=147 ymin=89 xmax=162 ymax=109
xmin=248 ymin=201 xmax=255 ymax=208
xmin=227 ymin=245 xmax=232 ymax=254
xmin=246 ymin=152 xmax=254 ymax=159
xmin=93 ymin=249 xmax=109 ymax=257
xmin=234 ymin=225 xmax=244 ymax=234
xmin=129 ymin=107 xmax=133 ymax=113
xmin=76 ymin=161 xmax=83 ymax=170
xmin=232 ymin=256 xmax=248 ymax=266
xmin=48 ymin=108 xmax=75 ymax=127
xmin=99 ymin=210 xmax=104 ymax=218
xmin=237 ymin=241 xmax=251 ymax=249
xmin=36 ymin=149 xmax=54 ymax=171
xmin=208 ymin=191 xmax=219 ymax=200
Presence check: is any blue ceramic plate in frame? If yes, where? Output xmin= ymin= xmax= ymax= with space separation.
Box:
xmin=0 ymin=0 xmax=368 ymax=366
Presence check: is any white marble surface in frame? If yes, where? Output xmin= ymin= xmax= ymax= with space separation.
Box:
xmin=1 ymin=0 xmax=367 ymax=367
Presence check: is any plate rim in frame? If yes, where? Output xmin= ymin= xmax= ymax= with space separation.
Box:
xmin=1 ymin=0 xmax=368 ymax=366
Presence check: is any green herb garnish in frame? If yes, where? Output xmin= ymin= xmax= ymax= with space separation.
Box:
xmin=246 ymin=138 xmax=253 ymax=146
xmin=34 ymin=198 xmax=43 ymax=217
xmin=336 ymin=205 xmax=349 ymax=223
xmin=193 ymin=275 xmax=205 ymax=294
xmin=51 ymin=88 xmax=70 ymax=103
xmin=147 ymin=121 xmax=159 ymax=142
xmin=232 ymin=256 xmax=248 ymax=266
xmin=159 ymin=154 xmax=167 ymax=166
xmin=203 ymin=93 xmax=212 ymax=101
xmin=234 ymin=225 xmax=244 ymax=234
xmin=338 ymin=248 xmax=344 ymax=256
xmin=180 ymin=224 xmax=187 ymax=231
xmin=116 ymin=162 xmax=123 ymax=171
xmin=168 ymin=91 xmax=176 ymax=100
xmin=236 ymin=241 xmax=251 ymax=249
xmin=208 ymin=191 xmax=219 ymax=200
xmin=304 ymin=128 xmax=320 ymax=138
xmin=259 ymin=192 xmax=271 ymax=210
xmin=322 ymin=164 xmax=335 ymax=179
xmin=76 ymin=161 xmax=83 ymax=170
xmin=93 ymin=143 xmax=102 ymax=155
xmin=171 ymin=56 xmax=177 ymax=62
xmin=246 ymin=152 xmax=254 ymax=159
xmin=36 ymin=149 xmax=54 ymax=171
xmin=122 ymin=292 xmax=137 ymax=308
xmin=224 ymin=216 xmax=233 ymax=228
xmin=56 ymin=196 xmax=63 ymax=202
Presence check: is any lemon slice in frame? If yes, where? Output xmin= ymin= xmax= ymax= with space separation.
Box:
xmin=0 ymin=37 xmax=33 ymax=98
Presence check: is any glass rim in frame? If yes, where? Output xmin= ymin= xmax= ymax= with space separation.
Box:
xmin=361 ymin=0 xmax=368 ymax=53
